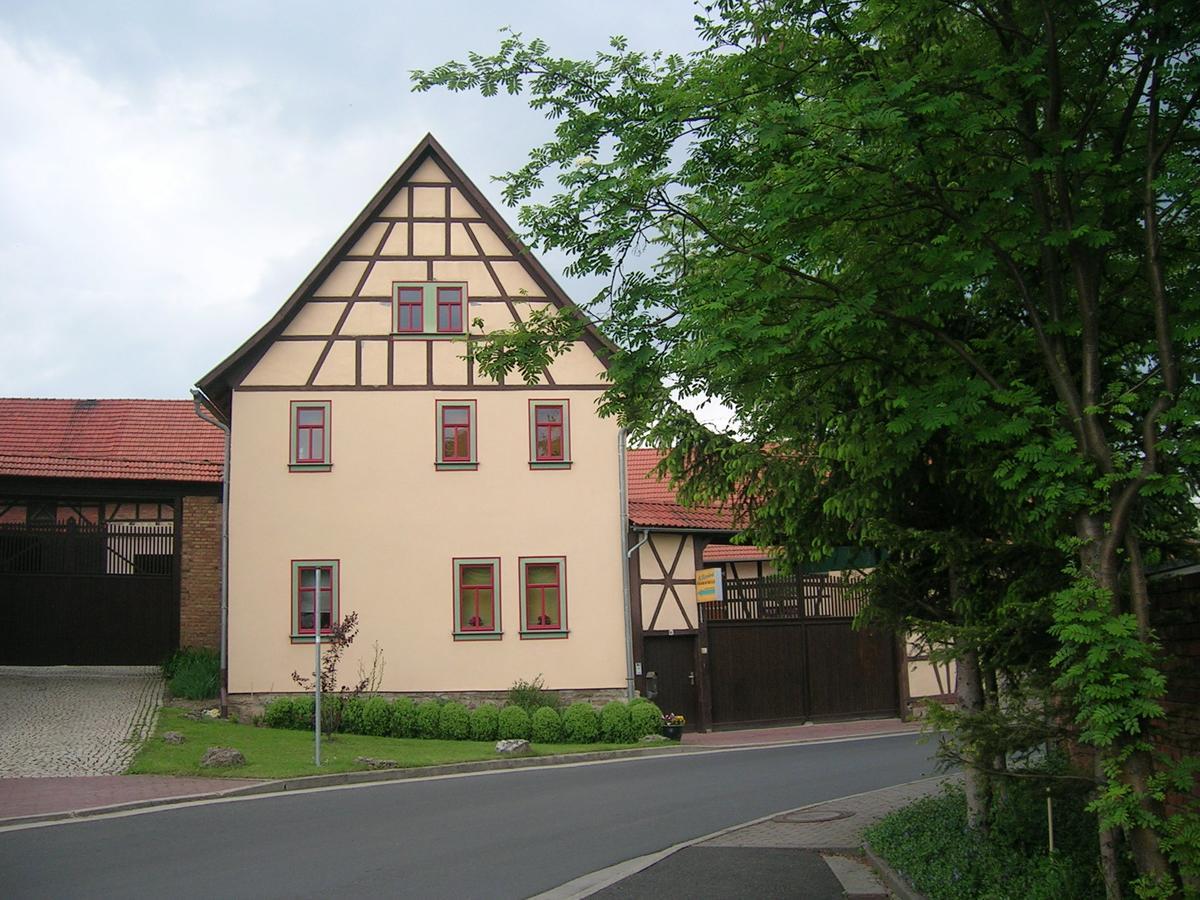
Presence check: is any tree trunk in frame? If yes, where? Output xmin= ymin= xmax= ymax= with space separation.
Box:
xmin=956 ymin=648 xmax=988 ymax=832
xmin=1096 ymin=749 xmax=1125 ymax=900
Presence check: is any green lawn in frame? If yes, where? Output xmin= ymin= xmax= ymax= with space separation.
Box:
xmin=128 ymin=708 xmax=641 ymax=779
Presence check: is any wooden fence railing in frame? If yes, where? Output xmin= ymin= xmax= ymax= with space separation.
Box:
xmin=700 ymin=573 xmax=868 ymax=622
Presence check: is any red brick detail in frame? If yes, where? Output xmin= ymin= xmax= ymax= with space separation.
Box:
xmin=180 ymin=495 xmax=222 ymax=649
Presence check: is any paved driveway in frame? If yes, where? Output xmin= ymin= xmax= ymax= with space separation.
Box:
xmin=0 ymin=667 xmax=163 ymax=777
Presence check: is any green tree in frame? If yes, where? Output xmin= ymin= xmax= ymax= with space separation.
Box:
xmin=415 ymin=2 xmax=1200 ymax=894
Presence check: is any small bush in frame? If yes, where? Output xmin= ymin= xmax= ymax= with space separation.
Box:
xmin=561 ymin=702 xmax=600 ymax=743
xmin=341 ymin=697 xmax=365 ymax=734
xmin=498 ymin=705 xmax=531 ymax=740
xmin=629 ymin=695 xmax=649 ymax=706
xmin=470 ymin=704 xmax=499 ymax=741
xmin=263 ymin=697 xmax=294 ymax=729
xmin=599 ymin=701 xmax=635 ymax=743
xmin=290 ymin=695 xmax=315 ymax=730
xmin=530 ymin=706 xmax=563 ymax=743
xmin=391 ymin=698 xmax=418 ymax=738
xmin=415 ymin=700 xmax=442 ymax=739
xmin=164 ymin=647 xmax=220 ymax=700
xmin=508 ymin=674 xmax=560 ymax=716
xmin=361 ymin=696 xmax=392 ymax=736
xmin=630 ymin=700 xmax=663 ymax=739
xmin=439 ymin=702 xmax=471 ymax=740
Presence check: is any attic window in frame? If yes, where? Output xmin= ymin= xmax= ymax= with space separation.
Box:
xmin=392 ymin=282 xmax=467 ymax=337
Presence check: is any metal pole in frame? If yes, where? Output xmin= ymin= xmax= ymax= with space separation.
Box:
xmin=314 ymin=566 xmax=322 ymax=767
xmin=1046 ymin=788 xmax=1054 ymax=855
xmin=617 ymin=429 xmax=636 ymax=701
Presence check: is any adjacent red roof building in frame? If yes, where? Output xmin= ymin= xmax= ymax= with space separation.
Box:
xmin=0 ymin=398 xmax=224 ymax=483
xmin=625 ymin=447 xmax=741 ymax=531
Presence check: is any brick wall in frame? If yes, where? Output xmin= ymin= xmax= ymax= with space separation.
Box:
xmin=180 ymin=494 xmax=221 ymax=650
xmin=1150 ymin=571 xmax=1200 ymax=816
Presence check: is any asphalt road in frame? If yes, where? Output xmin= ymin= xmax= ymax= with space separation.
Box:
xmin=0 ymin=734 xmax=937 ymax=899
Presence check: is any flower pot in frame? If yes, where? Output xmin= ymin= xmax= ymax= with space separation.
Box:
xmin=663 ymin=724 xmax=684 ymax=741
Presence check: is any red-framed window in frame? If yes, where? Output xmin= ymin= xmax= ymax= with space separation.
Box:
xmin=294 ymin=406 xmax=327 ymax=464
xmin=534 ymin=404 xmax=565 ymax=462
xmin=396 ymin=286 xmax=423 ymax=332
xmin=441 ymin=405 xmax=472 ymax=462
xmin=436 ymin=286 xmax=463 ymax=333
xmin=295 ymin=564 xmax=335 ymax=636
xmin=457 ymin=562 xmax=497 ymax=632
xmin=523 ymin=559 xmax=563 ymax=631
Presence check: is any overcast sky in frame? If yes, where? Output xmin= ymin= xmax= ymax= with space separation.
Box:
xmin=0 ymin=1 xmax=703 ymax=400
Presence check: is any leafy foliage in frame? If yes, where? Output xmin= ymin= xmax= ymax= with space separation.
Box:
xmin=469 ymin=704 xmax=500 ymax=741
xmin=507 ymin=674 xmax=561 ymax=716
xmin=530 ymin=706 xmax=564 ymax=743
xmin=415 ymin=701 xmax=442 ymax=739
xmin=629 ymin=700 xmax=664 ymax=739
xmin=599 ymin=701 xmax=635 ymax=744
xmin=561 ymin=702 xmax=600 ymax=743
xmin=390 ymin=698 xmax=418 ymax=738
xmin=163 ymin=647 xmax=220 ymax=700
xmin=438 ymin=702 xmax=471 ymax=741
xmin=361 ymin=697 xmax=392 ymax=737
xmin=498 ymin=705 xmax=531 ymax=740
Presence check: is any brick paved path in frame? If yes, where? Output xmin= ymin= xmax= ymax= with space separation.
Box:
xmin=0 ymin=667 xmax=163 ymax=777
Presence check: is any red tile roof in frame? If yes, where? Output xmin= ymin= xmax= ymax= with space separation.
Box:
xmin=702 ymin=543 xmax=775 ymax=563
xmin=626 ymin=447 xmax=740 ymax=531
xmin=0 ymin=399 xmax=224 ymax=484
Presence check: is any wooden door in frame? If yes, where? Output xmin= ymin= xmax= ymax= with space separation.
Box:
xmin=642 ymin=635 xmax=699 ymax=728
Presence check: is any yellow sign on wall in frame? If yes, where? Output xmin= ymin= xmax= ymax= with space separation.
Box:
xmin=696 ymin=567 xmax=723 ymax=603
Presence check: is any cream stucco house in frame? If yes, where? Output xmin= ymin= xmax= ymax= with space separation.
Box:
xmin=197 ymin=135 xmax=626 ymax=710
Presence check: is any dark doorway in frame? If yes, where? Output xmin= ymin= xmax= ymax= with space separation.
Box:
xmin=643 ymin=635 xmax=699 ymax=728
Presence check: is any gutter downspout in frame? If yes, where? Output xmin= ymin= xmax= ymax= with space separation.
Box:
xmin=191 ymin=388 xmax=230 ymax=718
xmin=620 ymin=431 xmax=651 ymax=701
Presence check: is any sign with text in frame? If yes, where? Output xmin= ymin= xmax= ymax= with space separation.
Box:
xmin=695 ymin=567 xmax=723 ymax=603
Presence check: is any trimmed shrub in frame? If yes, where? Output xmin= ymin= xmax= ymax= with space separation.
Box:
xmin=530 ymin=706 xmax=563 ymax=743
xmin=469 ymin=704 xmax=500 ymax=741
xmin=498 ymin=705 xmax=531 ymax=740
xmin=263 ymin=697 xmax=294 ymax=729
xmin=438 ymin=701 xmax=471 ymax=740
xmin=561 ymin=702 xmax=600 ymax=743
xmin=508 ymin=674 xmax=560 ymax=716
xmin=290 ymin=695 xmax=315 ymax=730
xmin=600 ymin=701 xmax=635 ymax=743
xmin=391 ymin=697 xmax=418 ymax=738
xmin=362 ymin=696 xmax=392 ymax=736
xmin=341 ymin=697 xmax=365 ymax=734
xmin=415 ymin=700 xmax=442 ymax=739
xmin=630 ymin=700 xmax=663 ymax=739
xmin=629 ymin=695 xmax=650 ymax=706
xmin=164 ymin=647 xmax=220 ymax=700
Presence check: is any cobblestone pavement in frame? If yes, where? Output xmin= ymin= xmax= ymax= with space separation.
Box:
xmin=0 ymin=667 xmax=163 ymax=777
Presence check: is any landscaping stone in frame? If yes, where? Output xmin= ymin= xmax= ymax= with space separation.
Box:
xmin=639 ymin=734 xmax=670 ymax=743
xmin=199 ymin=746 xmax=245 ymax=768
xmin=495 ymin=739 xmax=531 ymax=754
xmin=355 ymin=756 xmax=398 ymax=770
xmin=162 ymin=731 xmax=186 ymax=744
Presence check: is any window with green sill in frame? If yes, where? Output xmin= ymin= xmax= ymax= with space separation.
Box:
xmin=392 ymin=282 xmax=467 ymax=336
xmin=436 ymin=399 xmax=477 ymax=470
xmin=528 ymin=400 xmax=571 ymax=469
xmin=289 ymin=401 xmax=332 ymax=471
xmin=454 ymin=558 xmax=501 ymax=639
xmin=520 ymin=556 xmax=568 ymax=637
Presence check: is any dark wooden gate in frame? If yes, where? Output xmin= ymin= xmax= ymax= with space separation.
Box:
xmin=642 ymin=635 xmax=700 ymax=728
xmin=701 ymin=575 xmax=899 ymax=727
xmin=0 ymin=523 xmax=177 ymax=664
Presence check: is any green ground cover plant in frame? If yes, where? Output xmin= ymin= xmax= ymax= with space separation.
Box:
xmin=129 ymin=707 xmax=643 ymax=779
xmin=162 ymin=648 xmax=220 ymax=700
xmin=866 ymin=783 xmax=1103 ymax=900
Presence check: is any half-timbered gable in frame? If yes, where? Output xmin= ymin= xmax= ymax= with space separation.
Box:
xmin=198 ymin=135 xmax=625 ymax=706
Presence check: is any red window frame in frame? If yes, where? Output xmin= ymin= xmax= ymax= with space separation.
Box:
xmin=458 ymin=563 xmax=496 ymax=632
xmin=296 ymin=565 xmax=334 ymax=636
xmin=396 ymin=286 xmax=423 ymax=332
xmin=525 ymin=561 xmax=562 ymax=630
xmin=534 ymin=404 xmax=566 ymax=462
xmin=294 ymin=406 xmax=326 ymax=464
xmin=436 ymin=286 xmax=463 ymax=333
xmin=441 ymin=405 xmax=472 ymax=462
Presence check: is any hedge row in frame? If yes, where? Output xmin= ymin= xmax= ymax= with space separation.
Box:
xmin=262 ymin=695 xmax=664 ymax=743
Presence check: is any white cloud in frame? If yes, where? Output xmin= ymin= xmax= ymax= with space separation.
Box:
xmin=0 ymin=29 xmax=403 ymax=397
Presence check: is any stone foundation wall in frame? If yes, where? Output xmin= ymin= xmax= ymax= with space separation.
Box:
xmin=228 ymin=687 xmax=628 ymax=721
xmin=180 ymin=494 xmax=221 ymax=649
